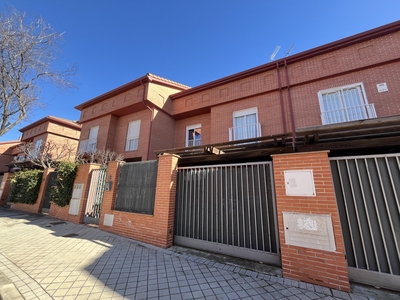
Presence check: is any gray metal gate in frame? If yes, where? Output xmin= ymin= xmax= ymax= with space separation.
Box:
xmin=330 ymin=154 xmax=400 ymax=291
xmin=84 ymin=168 xmax=107 ymax=224
xmin=175 ymin=162 xmax=280 ymax=265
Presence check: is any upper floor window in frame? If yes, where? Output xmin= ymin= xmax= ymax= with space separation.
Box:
xmin=126 ymin=120 xmax=140 ymax=151
xmin=229 ymin=107 xmax=261 ymax=141
xmin=186 ymin=124 xmax=201 ymax=147
xmin=318 ymin=83 xmax=377 ymax=125
xmin=79 ymin=126 xmax=98 ymax=153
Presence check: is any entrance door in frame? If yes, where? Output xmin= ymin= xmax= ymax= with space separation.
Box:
xmin=330 ymin=154 xmax=400 ymax=291
xmin=174 ymin=162 xmax=280 ymax=266
xmin=84 ymin=168 xmax=107 ymax=224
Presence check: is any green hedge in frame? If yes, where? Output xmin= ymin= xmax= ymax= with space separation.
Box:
xmin=9 ymin=169 xmax=43 ymax=204
xmin=51 ymin=161 xmax=79 ymax=207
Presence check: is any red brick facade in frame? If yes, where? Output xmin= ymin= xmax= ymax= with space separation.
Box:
xmin=99 ymin=155 xmax=179 ymax=248
xmin=272 ymin=151 xmax=350 ymax=291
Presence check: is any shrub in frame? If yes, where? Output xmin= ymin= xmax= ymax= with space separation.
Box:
xmin=51 ymin=161 xmax=79 ymax=207
xmin=9 ymin=169 xmax=43 ymax=204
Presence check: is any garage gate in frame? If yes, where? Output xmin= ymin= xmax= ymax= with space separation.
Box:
xmin=330 ymin=153 xmax=400 ymax=291
xmin=174 ymin=162 xmax=280 ymax=266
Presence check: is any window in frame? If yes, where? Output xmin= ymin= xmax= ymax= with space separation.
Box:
xmin=318 ymin=83 xmax=376 ymax=125
xmin=186 ymin=124 xmax=201 ymax=147
xmin=229 ymin=107 xmax=261 ymax=141
xmin=32 ymin=139 xmax=42 ymax=158
xmin=88 ymin=126 xmax=99 ymax=152
xmin=78 ymin=126 xmax=98 ymax=153
xmin=125 ymin=120 xmax=140 ymax=151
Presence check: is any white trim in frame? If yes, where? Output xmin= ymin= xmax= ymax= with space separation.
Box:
xmin=125 ymin=120 xmax=141 ymax=151
xmin=233 ymin=107 xmax=258 ymax=119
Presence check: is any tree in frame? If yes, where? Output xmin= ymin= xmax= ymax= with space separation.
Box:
xmin=76 ymin=148 xmax=125 ymax=166
xmin=0 ymin=7 xmax=76 ymax=136
xmin=16 ymin=140 xmax=77 ymax=168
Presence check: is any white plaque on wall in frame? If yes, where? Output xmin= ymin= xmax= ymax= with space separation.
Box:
xmin=283 ymin=212 xmax=336 ymax=252
xmin=284 ymin=170 xmax=316 ymax=196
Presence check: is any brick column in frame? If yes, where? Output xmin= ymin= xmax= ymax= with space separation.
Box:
xmin=272 ymin=151 xmax=350 ymax=292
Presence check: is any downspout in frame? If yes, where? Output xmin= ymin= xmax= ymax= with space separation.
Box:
xmin=276 ymin=63 xmax=287 ymax=133
xmin=140 ymin=78 xmax=154 ymax=160
xmin=284 ymin=60 xmax=297 ymax=150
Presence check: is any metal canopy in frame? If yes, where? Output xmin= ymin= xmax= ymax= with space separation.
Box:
xmin=155 ymin=115 xmax=400 ymax=165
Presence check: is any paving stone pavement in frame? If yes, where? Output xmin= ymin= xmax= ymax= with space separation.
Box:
xmin=0 ymin=207 xmax=399 ymax=300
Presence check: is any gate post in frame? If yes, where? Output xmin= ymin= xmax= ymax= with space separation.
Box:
xmin=272 ymin=151 xmax=350 ymax=292
xmin=153 ymin=154 xmax=179 ymax=248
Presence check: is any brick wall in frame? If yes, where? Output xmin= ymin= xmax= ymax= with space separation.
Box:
xmin=272 ymin=151 xmax=350 ymax=291
xmin=11 ymin=168 xmax=53 ymax=214
xmin=99 ymin=155 xmax=179 ymax=248
xmin=49 ymin=164 xmax=101 ymax=223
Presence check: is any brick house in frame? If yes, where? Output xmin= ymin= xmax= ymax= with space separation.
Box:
xmin=0 ymin=116 xmax=81 ymax=210
xmin=74 ymin=74 xmax=189 ymax=162
xmin=71 ymin=20 xmax=400 ymax=292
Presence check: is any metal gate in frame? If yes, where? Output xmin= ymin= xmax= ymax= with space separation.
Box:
xmin=330 ymin=154 xmax=400 ymax=291
xmin=174 ymin=162 xmax=280 ymax=266
xmin=84 ymin=168 xmax=107 ymax=224
xmin=41 ymin=171 xmax=58 ymax=213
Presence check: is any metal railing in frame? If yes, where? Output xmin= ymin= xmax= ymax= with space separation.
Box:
xmin=229 ymin=123 xmax=261 ymax=141
xmin=321 ymin=103 xmax=376 ymax=125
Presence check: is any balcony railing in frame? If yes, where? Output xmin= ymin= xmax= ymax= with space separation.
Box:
xmin=78 ymin=139 xmax=97 ymax=153
xmin=321 ymin=103 xmax=377 ymax=125
xmin=229 ymin=123 xmax=262 ymax=141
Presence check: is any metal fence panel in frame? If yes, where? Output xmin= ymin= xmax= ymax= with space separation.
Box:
xmin=115 ymin=160 xmax=158 ymax=214
xmin=175 ymin=162 xmax=279 ymax=264
xmin=330 ymin=154 xmax=400 ymax=291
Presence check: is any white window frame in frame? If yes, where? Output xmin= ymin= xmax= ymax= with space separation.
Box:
xmin=318 ymin=82 xmax=376 ymax=125
xmin=185 ymin=124 xmax=202 ymax=147
xmin=125 ymin=120 xmax=141 ymax=151
xmin=229 ymin=107 xmax=261 ymax=141
xmin=87 ymin=126 xmax=99 ymax=152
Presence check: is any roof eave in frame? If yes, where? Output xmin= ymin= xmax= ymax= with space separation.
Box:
xmin=170 ymin=20 xmax=400 ymax=99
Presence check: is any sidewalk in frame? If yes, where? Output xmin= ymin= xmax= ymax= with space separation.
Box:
xmin=0 ymin=207 xmax=398 ymax=300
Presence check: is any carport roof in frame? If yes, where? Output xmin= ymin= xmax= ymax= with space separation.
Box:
xmin=155 ymin=115 xmax=400 ymax=164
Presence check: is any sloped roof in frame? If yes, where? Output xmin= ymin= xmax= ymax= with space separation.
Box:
xmin=19 ymin=116 xmax=81 ymax=132
xmin=75 ymin=73 xmax=190 ymax=110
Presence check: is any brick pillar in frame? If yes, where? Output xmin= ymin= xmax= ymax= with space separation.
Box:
xmin=153 ymin=154 xmax=179 ymax=248
xmin=0 ymin=173 xmax=13 ymax=206
xmin=272 ymin=151 xmax=350 ymax=292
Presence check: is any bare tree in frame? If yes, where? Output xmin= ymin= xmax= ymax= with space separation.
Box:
xmin=16 ymin=140 xmax=77 ymax=168
xmin=0 ymin=7 xmax=77 ymax=136
xmin=76 ymin=148 xmax=124 ymax=166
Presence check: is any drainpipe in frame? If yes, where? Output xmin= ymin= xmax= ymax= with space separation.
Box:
xmin=276 ymin=63 xmax=287 ymax=133
xmin=284 ymin=60 xmax=297 ymax=150
xmin=140 ymin=78 xmax=154 ymax=160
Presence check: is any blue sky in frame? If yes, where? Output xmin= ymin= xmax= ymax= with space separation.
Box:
xmin=0 ymin=0 xmax=399 ymax=141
